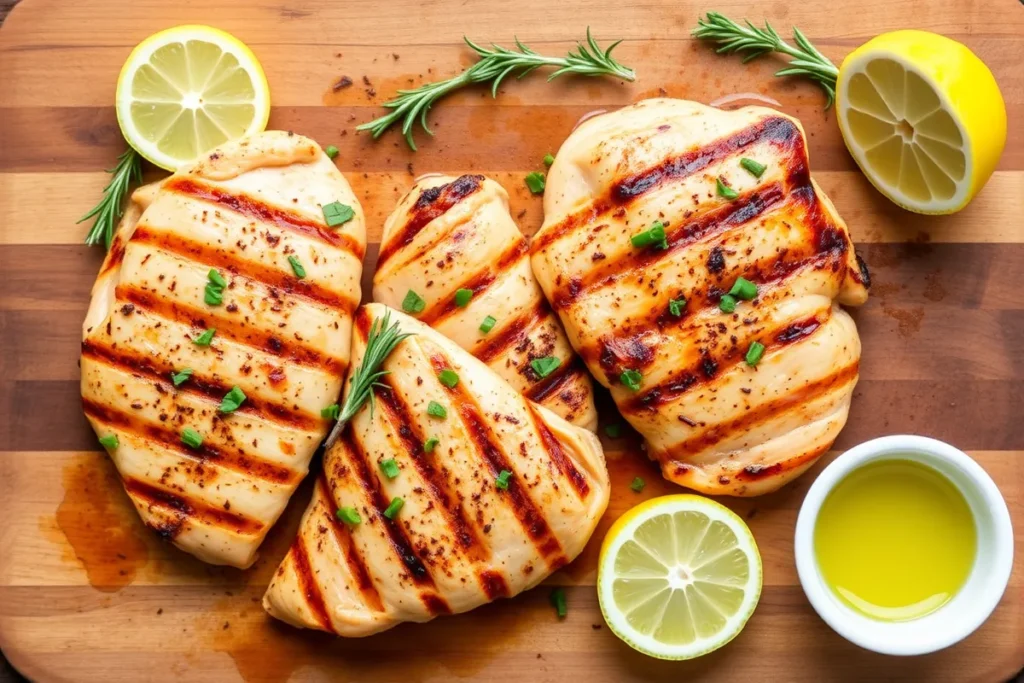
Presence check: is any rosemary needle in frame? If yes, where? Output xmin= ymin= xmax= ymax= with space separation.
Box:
xmin=324 ymin=310 xmax=414 ymax=449
xmin=358 ymin=28 xmax=635 ymax=150
xmin=79 ymin=147 xmax=143 ymax=249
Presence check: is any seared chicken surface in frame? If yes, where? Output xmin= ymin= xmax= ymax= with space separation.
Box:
xmin=373 ymin=175 xmax=597 ymax=430
xmin=263 ymin=304 xmax=609 ymax=636
xmin=531 ymin=99 xmax=870 ymax=496
xmin=80 ymin=131 xmax=366 ymax=567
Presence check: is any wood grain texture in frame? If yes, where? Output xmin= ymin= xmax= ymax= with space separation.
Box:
xmin=0 ymin=0 xmax=1022 ymax=681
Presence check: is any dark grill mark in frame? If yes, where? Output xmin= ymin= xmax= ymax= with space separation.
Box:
xmin=478 ymin=570 xmax=511 ymax=600
xmin=473 ymin=299 xmax=550 ymax=364
xmin=316 ymin=474 xmax=384 ymax=612
xmin=525 ymin=356 xmax=587 ymax=405
xmin=736 ymin=442 xmax=832 ymax=481
xmin=122 ymin=476 xmax=264 ymax=536
xmin=165 ymin=178 xmax=364 ymax=259
xmin=525 ymin=405 xmax=590 ymax=499
xmin=855 ymin=252 xmax=872 ymax=288
xmin=776 ymin=318 xmax=822 ymax=344
xmin=289 ymin=536 xmax=335 ymax=632
xmin=101 ymin=233 xmax=128 ymax=276
xmin=418 ymin=240 xmax=529 ymax=326
xmin=595 ymin=333 xmax=657 ymax=382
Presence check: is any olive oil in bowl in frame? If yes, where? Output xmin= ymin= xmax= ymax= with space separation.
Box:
xmin=814 ymin=459 xmax=977 ymax=621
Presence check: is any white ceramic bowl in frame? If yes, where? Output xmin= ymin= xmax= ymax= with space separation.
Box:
xmin=795 ymin=435 xmax=1014 ymax=655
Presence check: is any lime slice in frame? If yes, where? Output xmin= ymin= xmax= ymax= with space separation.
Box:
xmin=597 ymin=495 xmax=762 ymax=660
xmin=115 ymin=25 xmax=271 ymax=171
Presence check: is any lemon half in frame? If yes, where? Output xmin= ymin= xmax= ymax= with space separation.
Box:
xmin=836 ymin=30 xmax=1006 ymax=215
xmin=116 ymin=25 xmax=271 ymax=171
xmin=597 ymin=495 xmax=762 ymax=660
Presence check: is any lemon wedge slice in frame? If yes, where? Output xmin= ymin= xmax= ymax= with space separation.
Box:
xmin=597 ymin=495 xmax=762 ymax=660
xmin=116 ymin=25 xmax=271 ymax=171
xmin=836 ymin=30 xmax=1006 ymax=215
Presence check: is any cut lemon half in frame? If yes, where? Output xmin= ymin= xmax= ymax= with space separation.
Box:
xmin=836 ymin=30 xmax=1006 ymax=215
xmin=597 ymin=495 xmax=761 ymax=660
xmin=116 ymin=25 xmax=271 ymax=171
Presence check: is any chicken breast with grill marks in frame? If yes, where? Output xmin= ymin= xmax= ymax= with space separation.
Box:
xmin=530 ymin=99 xmax=870 ymax=496
xmin=372 ymin=174 xmax=597 ymax=430
xmin=80 ymin=131 xmax=366 ymax=568
xmin=263 ymin=304 xmax=609 ymax=636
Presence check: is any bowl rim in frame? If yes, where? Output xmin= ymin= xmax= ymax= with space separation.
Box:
xmin=794 ymin=434 xmax=1015 ymax=656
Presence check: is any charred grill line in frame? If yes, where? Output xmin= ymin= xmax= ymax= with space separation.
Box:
xmin=418 ymin=239 xmax=529 ymax=326
xmin=473 ymin=299 xmax=550 ymax=364
xmin=288 ymin=536 xmax=336 ymax=633
xmin=523 ymin=355 xmax=587 ymax=404
xmin=525 ymin=404 xmax=590 ymax=499
xmin=122 ymin=476 xmax=264 ymax=536
xmin=316 ymin=474 xmax=385 ymax=613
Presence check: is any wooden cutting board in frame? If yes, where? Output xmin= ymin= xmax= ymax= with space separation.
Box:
xmin=1 ymin=1 xmax=1022 ymax=681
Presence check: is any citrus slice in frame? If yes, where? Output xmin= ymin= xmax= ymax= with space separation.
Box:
xmin=836 ymin=30 xmax=1006 ymax=215
xmin=116 ymin=25 xmax=271 ymax=171
xmin=597 ymin=495 xmax=762 ymax=660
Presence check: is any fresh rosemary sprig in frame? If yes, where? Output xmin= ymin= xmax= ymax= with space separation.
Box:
xmin=357 ymin=28 xmax=635 ymax=150
xmin=79 ymin=147 xmax=143 ymax=249
xmin=324 ymin=309 xmax=414 ymax=449
xmin=693 ymin=12 xmax=839 ymax=108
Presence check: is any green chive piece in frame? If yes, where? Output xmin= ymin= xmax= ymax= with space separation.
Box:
xmin=402 ymin=289 xmax=426 ymax=314
xmin=495 ymin=469 xmax=512 ymax=490
xmin=543 ymin=153 xmax=555 ymax=166
xmin=454 ymin=288 xmax=473 ymax=307
xmin=171 ymin=368 xmax=193 ymax=387
xmin=729 ymin=277 xmax=758 ymax=301
xmin=322 ymin=201 xmax=355 ymax=228
xmin=208 ymin=269 xmax=227 ymax=288
xmin=740 ymin=157 xmax=767 ymax=178
xmin=479 ymin=315 xmax=497 ymax=334
xmin=181 ymin=427 xmax=203 ymax=449
xmin=380 ymin=458 xmax=400 ymax=479
xmin=525 ymin=171 xmax=546 ymax=194
xmin=287 ymin=255 xmax=306 ymax=279
xmin=321 ymin=403 xmax=341 ymax=420
xmin=668 ymin=297 xmax=687 ymax=317
xmin=550 ymin=587 xmax=568 ymax=618
xmin=336 ymin=507 xmax=360 ymax=525
xmin=620 ymin=369 xmax=642 ymax=392
xmin=630 ymin=221 xmax=669 ymax=250
xmin=530 ymin=356 xmax=562 ymax=379
xmin=427 ymin=400 xmax=447 ymax=419
xmin=325 ymin=145 xmax=340 ymax=160
xmin=424 ymin=437 xmax=440 ymax=453
xmin=745 ymin=341 xmax=766 ymax=367
xmin=383 ymin=497 xmax=405 ymax=520
xmin=98 ymin=434 xmax=119 ymax=450
xmin=719 ymin=294 xmax=737 ymax=313
xmin=604 ymin=423 xmax=623 ymax=438
xmin=630 ymin=476 xmax=646 ymax=492
xmin=219 ymin=386 xmax=247 ymax=414
xmin=204 ymin=283 xmax=224 ymax=306
xmin=716 ymin=177 xmax=739 ymax=200
xmin=193 ymin=328 xmax=216 ymax=346
xmin=438 ymin=369 xmax=460 ymax=388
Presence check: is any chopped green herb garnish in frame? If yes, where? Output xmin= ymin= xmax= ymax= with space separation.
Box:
xmin=454 ymin=288 xmax=473 ymax=307
xmin=219 ymin=386 xmax=247 ymax=414
xmin=322 ymin=201 xmax=355 ymax=228
xmin=525 ymin=171 xmax=546 ymax=194
xmin=716 ymin=177 xmax=739 ymax=200
xmin=530 ymin=356 xmax=562 ymax=379
xmin=479 ymin=315 xmax=497 ymax=334
xmin=321 ymin=403 xmax=341 ymax=420
xmin=383 ymin=497 xmax=405 ymax=519
xmin=668 ymin=297 xmax=687 ymax=317
xmin=729 ymin=277 xmax=758 ymax=301
xmin=438 ymin=369 xmax=460 ymax=388
xmin=424 ymin=437 xmax=439 ymax=453
xmin=740 ymin=157 xmax=767 ymax=178
xmin=719 ymin=294 xmax=737 ymax=313
xmin=208 ymin=269 xmax=227 ymax=288
xmin=620 ymin=369 xmax=642 ymax=392
xmin=630 ymin=476 xmax=646 ymax=492
xmin=287 ymin=255 xmax=306 ymax=279
xmin=630 ymin=221 xmax=668 ymax=250
xmin=550 ymin=587 xmax=568 ymax=618
xmin=98 ymin=434 xmax=119 ymax=450
xmin=181 ymin=427 xmax=203 ymax=449
xmin=495 ymin=469 xmax=512 ymax=490
xmin=325 ymin=145 xmax=340 ymax=160
xmin=604 ymin=423 xmax=623 ymax=438
xmin=380 ymin=458 xmax=400 ymax=479
xmin=204 ymin=269 xmax=226 ymax=306
xmin=193 ymin=328 xmax=216 ymax=346
xmin=745 ymin=341 xmax=766 ymax=367
xmin=336 ymin=507 xmax=361 ymax=525
xmin=543 ymin=153 xmax=555 ymax=166
xmin=427 ymin=400 xmax=447 ymax=419
xmin=171 ymin=368 xmax=193 ymax=387
xmin=402 ymin=289 xmax=426 ymax=314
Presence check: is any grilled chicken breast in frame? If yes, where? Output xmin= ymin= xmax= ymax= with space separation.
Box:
xmin=372 ymin=175 xmax=597 ymax=430
xmin=80 ymin=131 xmax=366 ymax=567
xmin=530 ymin=99 xmax=870 ymax=496
xmin=263 ymin=303 xmax=609 ymax=636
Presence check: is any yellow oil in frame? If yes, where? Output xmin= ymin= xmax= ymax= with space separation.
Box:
xmin=814 ymin=458 xmax=977 ymax=621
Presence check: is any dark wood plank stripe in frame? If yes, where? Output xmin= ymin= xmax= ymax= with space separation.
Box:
xmin=130 ymin=225 xmax=358 ymax=314
xmin=164 ymin=177 xmax=365 ymax=259
xmin=316 ymin=474 xmax=385 ymax=613
xmin=377 ymin=174 xmax=484 ymax=267
xmin=122 ymin=476 xmax=264 ymax=536
xmin=82 ymin=397 xmax=302 ymax=485
xmin=418 ymin=239 xmax=529 ymax=326
xmin=473 ymin=298 xmax=550 ymax=364
xmin=80 ymin=339 xmax=321 ymax=431
xmin=287 ymin=535 xmax=335 ymax=633
xmin=524 ymin=404 xmax=590 ymax=500
xmin=116 ymin=284 xmax=346 ymax=376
